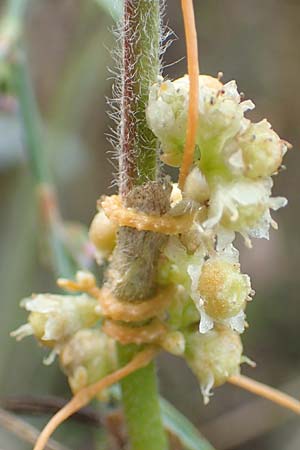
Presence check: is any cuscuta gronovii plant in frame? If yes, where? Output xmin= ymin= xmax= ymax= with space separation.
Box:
xmin=11 ymin=1 xmax=300 ymax=449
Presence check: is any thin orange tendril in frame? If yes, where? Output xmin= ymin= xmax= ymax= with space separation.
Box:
xmin=33 ymin=347 xmax=157 ymax=450
xmin=58 ymin=273 xmax=176 ymax=324
xmin=229 ymin=374 xmax=300 ymax=415
xmin=101 ymin=195 xmax=194 ymax=235
xmin=103 ymin=318 xmax=167 ymax=345
xmin=178 ymin=0 xmax=200 ymax=189
xmin=100 ymin=285 xmax=175 ymax=322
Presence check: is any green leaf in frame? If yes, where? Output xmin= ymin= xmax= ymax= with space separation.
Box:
xmin=160 ymin=398 xmax=215 ymax=450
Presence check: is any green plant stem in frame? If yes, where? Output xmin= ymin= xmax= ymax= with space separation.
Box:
xmin=115 ymin=1 xmax=168 ymax=449
xmin=12 ymin=51 xmax=75 ymax=279
xmin=120 ymin=0 xmax=160 ymax=196
xmin=118 ymin=345 xmax=168 ymax=450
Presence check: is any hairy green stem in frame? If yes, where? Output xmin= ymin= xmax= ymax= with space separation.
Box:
xmin=120 ymin=0 xmax=161 ymax=195
xmin=111 ymin=1 xmax=168 ymax=449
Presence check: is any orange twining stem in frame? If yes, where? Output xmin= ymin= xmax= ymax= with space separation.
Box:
xmin=57 ymin=277 xmax=101 ymax=298
xmin=178 ymin=0 xmax=200 ymax=189
xmin=229 ymin=375 xmax=300 ymax=415
xmin=100 ymin=285 xmax=175 ymax=322
xmin=57 ymin=272 xmax=174 ymax=345
xmin=33 ymin=347 xmax=157 ymax=450
xmin=103 ymin=318 xmax=167 ymax=345
xmin=101 ymin=195 xmax=194 ymax=235
xmin=58 ymin=272 xmax=175 ymax=323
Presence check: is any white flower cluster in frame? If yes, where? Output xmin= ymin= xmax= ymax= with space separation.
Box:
xmin=148 ymin=74 xmax=289 ymax=399
xmin=147 ymin=74 xmax=288 ymax=243
xmin=11 ymin=292 xmax=102 ymax=364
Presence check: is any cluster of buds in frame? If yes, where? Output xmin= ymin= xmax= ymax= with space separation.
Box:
xmin=147 ymin=75 xmax=288 ymax=241
xmin=145 ymin=73 xmax=289 ymax=400
xmin=11 ymin=274 xmax=117 ymax=396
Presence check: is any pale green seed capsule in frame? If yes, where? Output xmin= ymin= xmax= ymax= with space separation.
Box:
xmin=185 ymin=327 xmax=242 ymax=402
xmin=198 ymin=258 xmax=251 ymax=320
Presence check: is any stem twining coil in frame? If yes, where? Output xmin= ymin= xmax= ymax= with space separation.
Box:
xmin=101 ymin=195 xmax=194 ymax=235
xmin=59 ymin=195 xmax=186 ymax=346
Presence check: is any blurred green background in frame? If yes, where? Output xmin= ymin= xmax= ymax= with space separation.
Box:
xmin=0 ymin=0 xmax=300 ymax=449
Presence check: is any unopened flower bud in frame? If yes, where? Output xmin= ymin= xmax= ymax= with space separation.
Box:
xmin=60 ymin=329 xmax=116 ymax=397
xmin=199 ymin=258 xmax=251 ymax=320
xmin=160 ymin=331 xmax=185 ymax=355
xmin=237 ymin=120 xmax=287 ymax=178
xmin=89 ymin=210 xmax=117 ymax=263
xmin=185 ymin=327 xmax=242 ymax=403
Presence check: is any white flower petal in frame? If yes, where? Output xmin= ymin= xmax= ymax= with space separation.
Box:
xmin=240 ymin=99 xmax=255 ymax=112
xmin=10 ymin=324 xmax=33 ymax=341
xmin=198 ymin=308 xmax=214 ymax=334
xmin=43 ymin=348 xmax=59 ymax=366
xmin=201 ymin=372 xmax=215 ymax=405
xmin=226 ymin=310 xmax=246 ymax=333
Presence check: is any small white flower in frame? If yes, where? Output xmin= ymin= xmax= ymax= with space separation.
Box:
xmin=203 ymin=177 xmax=287 ymax=241
xmin=12 ymin=294 xmax=101 ymax=348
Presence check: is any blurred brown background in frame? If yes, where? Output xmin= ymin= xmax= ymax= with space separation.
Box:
xmin=0 ymin=0 xmax=299 ymax=449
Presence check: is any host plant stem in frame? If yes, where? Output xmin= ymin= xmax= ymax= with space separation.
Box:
xmin=111 ymin=1 xmax=168 ymax=449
